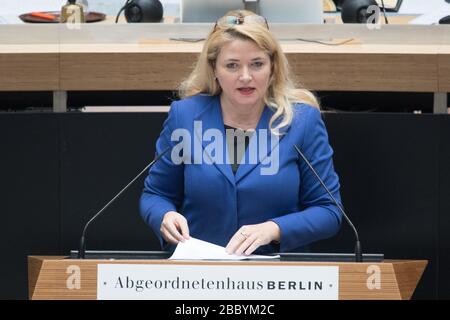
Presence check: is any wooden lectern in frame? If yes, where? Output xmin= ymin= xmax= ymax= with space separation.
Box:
xmin=28 ymin=256 xmax=427 ymax=300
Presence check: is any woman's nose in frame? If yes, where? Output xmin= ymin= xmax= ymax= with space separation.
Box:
xmin=239 ymin=67 xmax=253 ymax=82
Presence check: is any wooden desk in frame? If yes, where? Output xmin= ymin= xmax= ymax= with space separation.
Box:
xmin=29 ymin=256 xmax=427 ymax=300
xmin=326 ymin=14 xmax=418 ymax=24
xmin=0 ymin=23 xmax=448 ymax=112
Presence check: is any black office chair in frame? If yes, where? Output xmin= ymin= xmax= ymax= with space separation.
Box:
xmin=332 ymin=0 xmax=345 ymax=10
xmin=340 ymin=0 xmax=379 ymax=23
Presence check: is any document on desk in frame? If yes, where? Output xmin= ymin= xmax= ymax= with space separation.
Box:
xmin=169 ymin=237 xmax=280 ymax=260
xmin=399 ymin=0 xmax=450 ymax=24
xmin=409 ymin=10 xmax=450 ymax=25
xmin=399 ymin=0 xmax=450 ymax=15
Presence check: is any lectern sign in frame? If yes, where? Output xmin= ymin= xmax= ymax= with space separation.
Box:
xmin=97 ymin=264 xmax=339 ymax=300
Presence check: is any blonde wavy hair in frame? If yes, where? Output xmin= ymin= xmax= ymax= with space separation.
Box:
xmin=179 ymin=10 xmax=319 ymax=134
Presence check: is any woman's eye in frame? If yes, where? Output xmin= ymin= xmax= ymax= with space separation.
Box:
xmin=252 ymin=61 xmax=264 ymax=68
xmin=226 ymin=63 xmax=238 ymax=69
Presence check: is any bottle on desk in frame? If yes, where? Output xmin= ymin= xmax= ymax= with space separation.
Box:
xmin=60 ymin=0 xmax=86 ymax=23
xmin=77 ymin=0 xmax=90 ymax=19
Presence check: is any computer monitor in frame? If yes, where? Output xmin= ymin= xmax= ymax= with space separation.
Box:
xmin=258 ymin=0 xmax=324 ymax=24
xmin=180 ymin=0 xmax=244 ymax=23
xmin=180 ymin=0 xmax=324 ymax=24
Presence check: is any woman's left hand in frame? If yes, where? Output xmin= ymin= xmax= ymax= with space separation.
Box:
xmin=225 ymin=221 xmax=281 ymax=256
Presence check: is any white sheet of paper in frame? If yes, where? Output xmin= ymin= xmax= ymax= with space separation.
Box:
xmin=169 ymin=237 xmax=280 ymax=260
xmin=408 ymin=10 xmax=450 ymax=25
xmin=399 ymin=0 xmax=450 ymax=14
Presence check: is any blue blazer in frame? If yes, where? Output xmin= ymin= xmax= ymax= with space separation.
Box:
xmin=140 ymin=94 xmax=342 ymax=253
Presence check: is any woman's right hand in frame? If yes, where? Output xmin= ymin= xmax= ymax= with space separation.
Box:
xmin=160 ymin=211 xmax=190 ymax=245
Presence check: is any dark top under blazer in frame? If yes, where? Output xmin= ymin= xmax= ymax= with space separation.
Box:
xmin=140 ymin=94 xmax=342 ymax=253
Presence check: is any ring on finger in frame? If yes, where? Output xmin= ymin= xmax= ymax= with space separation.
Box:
xmin=240 ymin=231 xmax=250 ymax=239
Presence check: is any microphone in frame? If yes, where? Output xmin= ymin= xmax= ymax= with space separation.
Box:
xmin=77 ymin=146 xmax=170 ymax=259
xmin=294 ymin=145 xmax=363 ymax=262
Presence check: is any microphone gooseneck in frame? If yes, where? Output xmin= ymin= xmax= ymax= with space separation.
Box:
xmin=78 ymin=146 xmax=170 ymax=259
xmin=294 ymin=145 xmax=363 ymax=262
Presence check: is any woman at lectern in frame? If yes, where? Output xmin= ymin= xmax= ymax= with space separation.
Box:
xmin=140 ymin=10 xmax=342 ymax=255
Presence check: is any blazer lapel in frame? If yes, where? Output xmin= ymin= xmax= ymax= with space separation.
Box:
xmin=194 ymin=96 xmax=235 ymax=186
xmin=235 ymin=106 xmax=289 ymax=183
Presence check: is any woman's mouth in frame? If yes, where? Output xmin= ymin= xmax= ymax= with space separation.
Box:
xmin=237 ymin=87 xmax=255 ymax=95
